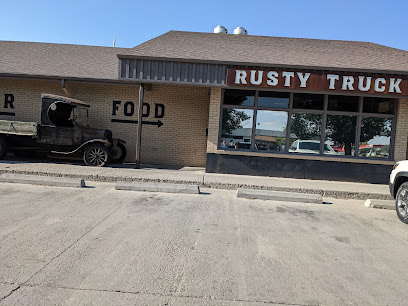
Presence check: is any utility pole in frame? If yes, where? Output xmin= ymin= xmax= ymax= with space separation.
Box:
xmin=135 ymin=84 xmax=144 ymax=168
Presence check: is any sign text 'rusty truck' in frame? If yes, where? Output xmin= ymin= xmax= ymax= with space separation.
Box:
xmin=226 ymin=68 xmax=408 ymax=96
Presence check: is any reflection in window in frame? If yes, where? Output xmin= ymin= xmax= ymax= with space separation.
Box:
xmin=220 ymin=108 xmax=253 ymax=149
xmin=328 ymin=95 xmax=359 ymax=112
xmin=363 ymin=97 xmax=394 ymax=114
xmin=325 ymin=115 xmax=357 ymax=155
xmin=293 ymin=93 xmax=324 ymax=110
xmin=254 ymin=111 xmax=288 ymax=151
xmin=359 ymin=117 xmax=392 ymax=158
xmin=289 ymin=113 xmax=322 ymax=154
xmin=219 ymin=89 xmax=396 ymax=159
xmin=223 ymin=89 xmax=255 ymax=107
xmin=258 ymin=91 xmax=289 ymax=108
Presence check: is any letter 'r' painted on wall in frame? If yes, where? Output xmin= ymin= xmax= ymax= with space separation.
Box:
xmin=4 ymin=94 xmax=15 ymax=109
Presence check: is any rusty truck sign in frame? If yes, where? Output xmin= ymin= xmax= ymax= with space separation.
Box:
xmin=226 ymin=68 xmax=408 ymax=96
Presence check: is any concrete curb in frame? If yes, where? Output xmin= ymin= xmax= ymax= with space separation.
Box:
xmin=0 ymin=168 xmax=393 ymax=200
xmin=115 ymin=181 xmax=200 ymax=194
xmin=206 ymin=182 xmax=392 ymax=200
xmin=364 ymin=199 xmax=395 ymax=210
xmin=237 ymin=188 xmax=323 ymax=204
xmin=0 ymin=173 xmax=85 ymax=188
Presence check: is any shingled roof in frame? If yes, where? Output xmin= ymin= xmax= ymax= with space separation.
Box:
xmin=126 ymin=31 xmax=408 ymax=74
xmin=2 ymin=31 xmax=408 ymax=82
xmin=0 ymin=41 xmax=132 ymax=80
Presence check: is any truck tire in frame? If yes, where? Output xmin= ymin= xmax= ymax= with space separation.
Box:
xmin=0 ymin=137 xmax=7 ymax=160
xmin=83 ymin=143 xmax=110 ymax=167
xmin=110 ymin=142 xmax=127 ymax=163
xmin=396 ymin=182 xmax=408 ymax=224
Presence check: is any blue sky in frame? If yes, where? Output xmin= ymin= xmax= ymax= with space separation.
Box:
xmin=1 ymin=0 xmax=408 ymax=50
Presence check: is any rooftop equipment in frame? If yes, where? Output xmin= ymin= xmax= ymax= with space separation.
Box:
xmin=233 ymin=27 xmax=248 ymax=35
xmin=214 ymin=25 xmax=228 ymax=34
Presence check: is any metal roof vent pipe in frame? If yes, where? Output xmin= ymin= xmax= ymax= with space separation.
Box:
xmin=233 ymin=27 xmax=248 ymax=35
xmin=214 ymin=25 xmax=228 ymax=34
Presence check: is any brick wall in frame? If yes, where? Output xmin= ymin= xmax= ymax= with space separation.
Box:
xmin=207 ymin=87 xmax=222 ymax=153
xmin=0 ymin=79 xmax=210 ymax=167
xmin=394 ymin=98 xmax=408 ymax=161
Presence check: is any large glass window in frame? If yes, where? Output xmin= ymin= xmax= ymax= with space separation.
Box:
xmin=328 ymin=95 xmax=359 ymax=112
xmin=363 ymin=97 xmax=394 ymax=114
xmin=258 ymin=92 xmax=289 ymax=108
xmin=220 ymin=108 xmax=253 ymax=149
xmin=220 ymin=89 xmax=395 ymax=159
xmin=325 ymin=115 xmax=357 ymax=156
xmin=293 ymin=93 xmax=324 ymax=110
xmin=223 ymin=89 xmax=255 ymax=107
xmin=289 ymin=113 xmax=322 ymax=154
xmin=358 ymin=117 xmax=392 ymax=158
xmin=255 ymin=111 xmax=288 ymax=151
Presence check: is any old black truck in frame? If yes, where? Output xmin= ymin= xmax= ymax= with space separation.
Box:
xmin=0 ymin=94 xmax=126 ymax=166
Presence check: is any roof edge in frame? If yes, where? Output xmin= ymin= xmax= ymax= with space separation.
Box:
xmin=116 ymin=54 xmax=408 ymax=76
xmin=0 ymin=73 xmax=141 ymax=85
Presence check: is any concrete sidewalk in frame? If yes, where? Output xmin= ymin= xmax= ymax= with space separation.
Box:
xmin=0 ymin=159 xmax=392 ymax=200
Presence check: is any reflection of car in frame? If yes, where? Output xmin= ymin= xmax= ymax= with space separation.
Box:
xmin=389 ymin=161 xmax=408 ymax=224
xmin=289 ymin=140 xmax=337 ymax=155
xmin=331 ymin=145 xmax=345 ymax=154
xmin=359 ymin=144 xmax=389 ymax=158
xmin=236 ymin=142 xmax=251 ymax=149
xmin=0 ymin=94 xmax=126 ymax=166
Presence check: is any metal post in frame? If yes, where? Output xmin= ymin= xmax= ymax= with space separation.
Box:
xmin=135 ymin=84 xmax=144 ymax=168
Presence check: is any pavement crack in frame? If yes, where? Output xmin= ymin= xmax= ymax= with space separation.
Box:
xmin=19 ymin=283 xmax=311 ymax=305
xmin=0 ymin=285 xmax=21 ymax=301
xmin=22 ymin=199 xmax=130 ymax=285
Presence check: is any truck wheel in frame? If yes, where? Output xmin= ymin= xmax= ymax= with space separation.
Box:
xmin=0 ymin=137 xmax=7 ymax=160
xmin=83 ymin=143 xmax=110 ymax=167
xmin=396 ymin=182 xmax=408 ymax=224
xmin=110 ymin=142 xmax=127 ymax=163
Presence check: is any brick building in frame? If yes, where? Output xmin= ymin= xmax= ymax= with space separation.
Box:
xmin=1 ymin=29 xmax=408 ymax=183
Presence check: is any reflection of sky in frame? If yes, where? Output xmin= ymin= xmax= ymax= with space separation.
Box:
xmin=368 ymin=136 xmax=390 ymax=145
xmin=258 ymin=97 xmax=289 ymax=108
xmin=237 ymin=109 xmax=253 ymax=128
xmin=256 ymin=111 xmax=288 ymax=131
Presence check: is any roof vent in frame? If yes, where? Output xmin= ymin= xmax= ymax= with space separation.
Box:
xmin=214 ymin=25 xmax=228 ymax=34
xmin=233 ymin=27 xmax=248 ymax=35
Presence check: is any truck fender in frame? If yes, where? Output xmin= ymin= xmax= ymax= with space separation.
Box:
xmin=113 ymin=138 xmax=126 ymax=145
xmin=393 ymin=172 xmax=408 ymax=199
xmin=51 ymin=139 xmax=111 ymax=155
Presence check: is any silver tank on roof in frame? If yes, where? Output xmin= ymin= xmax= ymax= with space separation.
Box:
xmin=233 ymin=27 xmax=248 ymax=35
xmin=214 ymin=25 xmax=228 ymax=34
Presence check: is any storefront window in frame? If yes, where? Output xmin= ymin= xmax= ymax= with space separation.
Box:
xmin=254 ymin=111 xmax=287 ymax=151
xmin=293 ymin=93 xmax=324 ymax=110
xmin=223 ymin=89 xmax=255 ymax=107
xmin=220 ymin=89 xmax=395 ymax=159
xmin=325 ymin=115 xmax=357 ymax=156
xmin=258 ymin=91 xmax=289 ymax=108
xmin=220 ymin=108 xmax=253 ymax=149
xmin=358 ymin=117 xmax=392 ymax=158
xmin=328 ymin=95 xmax=359 ymax=112
xmin=363 ymin=97 xmax=395 ymax=114
xmin=289 ymin=113 xmax=322 ymax=154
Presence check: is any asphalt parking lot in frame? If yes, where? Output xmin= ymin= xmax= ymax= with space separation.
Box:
xmin=0 ymin=182 xmax=407 ymax=305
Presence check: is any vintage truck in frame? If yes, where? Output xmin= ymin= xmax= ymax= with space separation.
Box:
xmin=0 ymin=94 xmax=126 ymax=167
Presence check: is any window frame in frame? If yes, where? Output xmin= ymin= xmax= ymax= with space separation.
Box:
xmin=219 ymin=89 xmax=397 ymax=160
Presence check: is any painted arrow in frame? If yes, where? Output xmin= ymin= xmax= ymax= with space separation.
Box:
xmin=111 ymin=118 xmax=163 ymax=127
